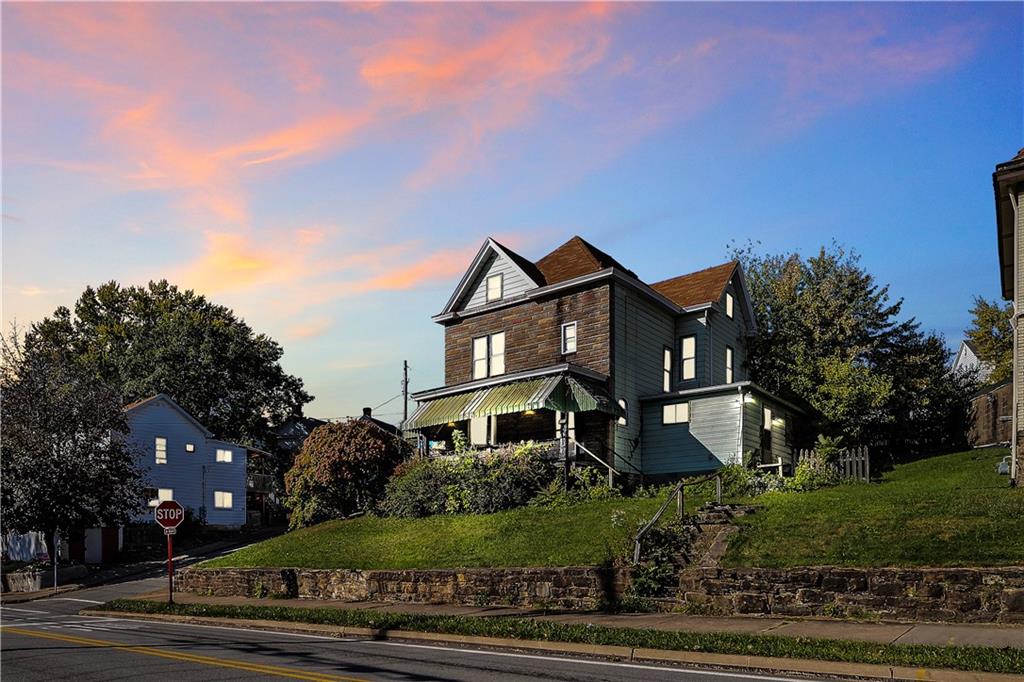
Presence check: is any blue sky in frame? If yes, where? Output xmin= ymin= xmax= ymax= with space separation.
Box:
xmin=2 ymin=2 xmax=1021 ymax=423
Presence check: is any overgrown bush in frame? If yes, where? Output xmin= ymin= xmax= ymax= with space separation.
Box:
xmin=380 ymin=442 xmax=556 ymax=518
xmin=285 ymin=420 xmax=411 ymax=529
xmin=529 ymin=466 xmax=620 ymax=508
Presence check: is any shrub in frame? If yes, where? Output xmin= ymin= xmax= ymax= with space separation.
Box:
xmin=285 ymin=420 xmax=411 ymax=529
xmin=380 ymin=442 xmax=556 ymax=518
xmin=529 ymin=466 xmax=620 ymax=508
xmin=788 ymin=459 xmax=841 ymax=492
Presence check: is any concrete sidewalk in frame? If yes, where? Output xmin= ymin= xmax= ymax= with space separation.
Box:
xmin=130 ymin=589 xmax=1024 ymax=650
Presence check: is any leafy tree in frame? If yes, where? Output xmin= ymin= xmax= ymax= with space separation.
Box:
xmin=29 ymin=280 xmax=311 ymax=445
xmin=1 ymin=329 xmax=146 ymax=559
xmin=732 ymin=242 xmax=975 ymax=460
xmin=965 ymin=296 xmax=1013 ymax=383
xmin=284 ymin=420 xmax=411 ymax=529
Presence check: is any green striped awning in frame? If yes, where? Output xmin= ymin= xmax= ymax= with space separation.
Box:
xmin=403 ymin=390 xmax=483 ymax=429
xmin=406 ymin=374 xmax=622 ymax=430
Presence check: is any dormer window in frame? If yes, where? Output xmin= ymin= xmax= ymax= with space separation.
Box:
xmin=725 ymin=292 xmax=734 ymax=319
xmin=486 ymin=274 xmax=503 ymax=302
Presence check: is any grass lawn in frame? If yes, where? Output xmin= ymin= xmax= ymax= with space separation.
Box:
xmin=203 ymin=497 xmax=664 ymax=569
xmin=724 ymin=448 xmax=1024 ymax=568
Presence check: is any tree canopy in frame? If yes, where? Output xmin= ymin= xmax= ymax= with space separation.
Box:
xmin=733 ymin=242 xmax=974 ymax=460
xmin=28 ymin=280 xmax=311 ymax=445
xmin=285 ymin=420 xmax=411 ymax=529
xmin=965 ymin=296 xmax=1013 ymax=384
xmin=1 ymin=330 xmax=145 ymax=557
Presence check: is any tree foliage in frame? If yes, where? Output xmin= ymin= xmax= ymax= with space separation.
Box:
xmin=29 ymin=280 xmax=311 ymax=445
xmin=733 ymin=242 xmax=975 ymax=460
xmin=285 ymin=420 xmax=411 ymax=528
xmin=1 ymin=329 xmax=146 ymax=557
xmin=965 ymin=296 xmax=1013 ymax=384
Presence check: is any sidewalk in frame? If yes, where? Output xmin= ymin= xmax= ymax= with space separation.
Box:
xmin=2 ymin=529 xmax=284 ymax=604
xmin=128 ymin=589 xmax=1024 ymax=650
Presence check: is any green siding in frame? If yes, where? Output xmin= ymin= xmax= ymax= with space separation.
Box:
xmin=641 ymin=392 xmax=742 ymax=474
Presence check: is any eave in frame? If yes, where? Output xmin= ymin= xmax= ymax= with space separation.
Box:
xmin=411 ymin=363 xmax=608 ymax=401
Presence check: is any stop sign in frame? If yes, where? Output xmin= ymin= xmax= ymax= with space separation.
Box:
xmin=154 ymin=500 xmax=185 ymax=530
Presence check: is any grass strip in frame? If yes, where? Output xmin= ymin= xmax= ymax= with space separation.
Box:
xmin=101 ymin=599 xmax=1023 ymax=675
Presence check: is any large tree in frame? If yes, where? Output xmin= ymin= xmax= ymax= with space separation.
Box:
xmin=965 ymin=296 xmax=1013 ymax=383
xmin=733 ymin=242 xmax=974 ymax=460
xmin=29 ymin=280 xmax=311 ymax=445
xmin=1 ymin=330 xmax=146 ymax=559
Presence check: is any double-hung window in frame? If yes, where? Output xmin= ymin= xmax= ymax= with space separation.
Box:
xmin=155 ymin=437 xmax=167 ymax=465
xmin=216 ymin=448 xmax=233 ymax=463
xmin=681 ymin=336 xmax=696 ymax=381
xmin=561 ymin=322 xmax=577 ymax=354
xmin=662 ymin=402 xmax=690 ymax=425
xmin=662 ymin=347 xmax=672 ymax=392
xmin=725 ymin=346 xmax=734 ymax=383
xmin=214 ymin=491 xmax=233 ymax=509
xmin=725 ymin=292 xmax=734 ymax=319
xmin=472 ymin=332 xmax=506 ymax=379
xmin=486 ymin=274 xmax=503 ymax=302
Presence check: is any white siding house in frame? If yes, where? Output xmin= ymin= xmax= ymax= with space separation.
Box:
xmin=124 ymin=394 xmax=247 ymax=528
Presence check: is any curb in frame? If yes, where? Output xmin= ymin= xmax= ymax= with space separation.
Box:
xmin=80 ymin=609 xmax=1020 ymax=682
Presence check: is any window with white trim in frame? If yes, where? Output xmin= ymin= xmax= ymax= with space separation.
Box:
xmin=725 ymin=346 xmax=734 ymax=383
xmin=155 ymin=437 xmax=167 ymax=465
xmin=763 ymin=407 xmax=773 ymax=431
xmin=486 ymin=273 xmax=503 ymax=302
xmin=561 ymin=322 xmax=577 ymax=354
xmin=663 ymin=347 xmax=672 ymax=392
xmin=472 ymin=332 xmax=506 ymax=379
xmin=554 ymin=411 xmax=576 ymax=439
xmin=216 ymin=448 xmax=233 ymax=463
xmin=149 ymin=488 xmax=173 ymax=507
xmin=681 ymin=336 xmax=696 ymax=381
xmin=617 ymin=399 xmax=627 ymax=426
xmin=725 ymin=291 xmax=734 ymax=319
xmin=214 ymin=491 xmax=233 ymax=509
xmin=662 ymin=402 xmax=690 ymax=424
xmin=185 ymin=443 xmax=195 ymax=453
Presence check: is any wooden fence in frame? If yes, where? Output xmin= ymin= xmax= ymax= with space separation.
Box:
xmin=794 ymin=446 xmax=871 ymax=482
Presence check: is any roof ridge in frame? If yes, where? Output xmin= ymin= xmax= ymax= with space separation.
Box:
xmin=650 ymin=259 xmax=738 ymax=287
xmin=569 ymin=235 xmax=603 ymax=270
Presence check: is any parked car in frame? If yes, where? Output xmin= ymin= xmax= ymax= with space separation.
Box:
xmin=997 ymin=456 xmax=1012 ymax=475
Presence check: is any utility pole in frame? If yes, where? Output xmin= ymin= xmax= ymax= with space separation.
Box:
xmin=402 ymin=360 xmax=409 ymax=427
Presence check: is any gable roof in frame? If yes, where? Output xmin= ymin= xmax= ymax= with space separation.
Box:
xmin=650 ymin=261 xmax=738 ymax=308
xmin=439 ymin=238 xmax=545 ymax=315
xmin=123 ymin=393 xmax=214 ymax=437
xmin=535 ymin=236 xmax=637 ymax=284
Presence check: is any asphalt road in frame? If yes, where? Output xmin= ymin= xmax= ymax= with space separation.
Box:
xmin=1 ymin=572 xmax=829 ymax=682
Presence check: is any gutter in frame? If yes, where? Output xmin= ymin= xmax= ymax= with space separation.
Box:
xmin=638 ymin=380 xmax=808 ymax=415
xmin=411 ymin=363 xmax=608 ymax=401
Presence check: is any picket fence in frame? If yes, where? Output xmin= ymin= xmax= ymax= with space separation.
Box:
xmin=794 ymin=446 xmax=871 ymax=482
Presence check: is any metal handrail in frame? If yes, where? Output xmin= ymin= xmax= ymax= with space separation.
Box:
xmin=569 ymin=439 xmax=644 ymax=478
xmin=632 ymin=472 xmax=722 ymax=564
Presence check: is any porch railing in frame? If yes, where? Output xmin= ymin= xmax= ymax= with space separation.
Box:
xmin=569 ymin=439 xmax=643 ymax=485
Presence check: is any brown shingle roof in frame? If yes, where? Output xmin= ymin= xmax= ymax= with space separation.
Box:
xmin=650 ymin=261 xmax=738 ymax=309
xmin=535 ymin=236 xmax=636 ymax=285
xmin=491 ymin=238 xmax=545 ymax=285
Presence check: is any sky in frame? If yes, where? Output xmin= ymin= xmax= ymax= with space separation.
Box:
xmin=3 ymin=2 xmax=1022 ymax=424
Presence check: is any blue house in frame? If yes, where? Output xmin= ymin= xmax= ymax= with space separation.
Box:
xmin=124 ymin=394 xmax=248 ymax=528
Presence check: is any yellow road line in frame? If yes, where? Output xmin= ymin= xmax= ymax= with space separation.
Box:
xmin=0 ymin=626 xmax=368 ymax=682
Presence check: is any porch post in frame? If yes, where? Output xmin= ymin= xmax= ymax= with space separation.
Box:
xmin=560 ymin=411 xmax=570 ymax=484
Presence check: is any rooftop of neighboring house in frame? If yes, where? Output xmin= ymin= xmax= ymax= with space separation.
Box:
xmin=358 ymin=407 xmax=401 ymax=436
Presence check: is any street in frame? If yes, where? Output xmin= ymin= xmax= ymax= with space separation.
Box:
xmin=1 ymin=577 xmax=824 ymax=682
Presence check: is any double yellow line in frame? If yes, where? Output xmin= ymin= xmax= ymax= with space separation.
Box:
xmin=1 ymin=626 xmax=368 ymax=682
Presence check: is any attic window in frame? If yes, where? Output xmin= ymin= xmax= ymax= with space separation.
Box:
xmin=486 ymin=274 xmax=503 ymax=302
xmin=725 ymin=292 xmax=734 ymax=319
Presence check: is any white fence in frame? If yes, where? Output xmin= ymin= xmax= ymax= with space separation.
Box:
xmin=794 ymin=446 xmax=871 ymax=482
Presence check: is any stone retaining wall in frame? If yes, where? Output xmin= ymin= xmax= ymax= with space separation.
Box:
xmin=678 ymin=566 xmax=1024 ymax=623
xmin=175 ymin=566 xmax=624 ymax=610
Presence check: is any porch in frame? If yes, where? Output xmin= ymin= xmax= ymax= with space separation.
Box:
xmin=405 ymin=366 xmax=624 ymax=474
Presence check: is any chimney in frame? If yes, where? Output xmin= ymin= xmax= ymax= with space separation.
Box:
xmin=362 ymin=407 xmax=372 ymax=418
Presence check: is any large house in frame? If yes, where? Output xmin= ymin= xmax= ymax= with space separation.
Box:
xmin=124 ymin=394 xmax=249 ymax=528
xmin=405 ymin=236 xmax=805 ymax=478
xmin=995 ymin=148 xmax=1024 ymax=485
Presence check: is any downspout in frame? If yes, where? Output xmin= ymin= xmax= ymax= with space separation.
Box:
xmin=736 ymin=385 xmax=745 ymax=466
xmin=1011 ymin=188 xmax=1020 ymax=486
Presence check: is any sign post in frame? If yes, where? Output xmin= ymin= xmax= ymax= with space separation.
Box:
xmin=154 ymin=500 xmax=185 ymax=604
